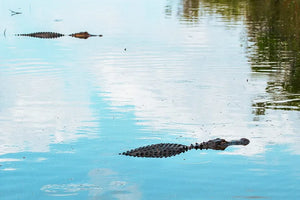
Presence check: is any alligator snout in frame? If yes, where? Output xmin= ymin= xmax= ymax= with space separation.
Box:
xmin=240 ymin=138 xmax=250 ymax=145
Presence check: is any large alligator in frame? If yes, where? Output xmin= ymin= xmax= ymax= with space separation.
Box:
xmin=120 ymin=138 xmax=250 ymax=158
xmin=15 ymin=32 xmax=103 ymax=39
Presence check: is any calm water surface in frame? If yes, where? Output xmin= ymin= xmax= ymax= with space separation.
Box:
xmin=0 ymin=0 xmax=300 ymax=199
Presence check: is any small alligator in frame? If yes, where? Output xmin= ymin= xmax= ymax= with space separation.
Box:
xmin=15 ymin=32 xmax=103 ymax=39
xmin=120 ymin=138 xmax=250 ymax=158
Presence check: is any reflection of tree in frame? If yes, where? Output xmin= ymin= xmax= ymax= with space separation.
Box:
xmin=165 ymin=0 xmax=246 ymax=23
xmin=164 ymin=0 xmax=200 ymax=22
xmin=199 ymin=0 xmax=246 ymax=22
xmin=179 ymin=0 xmax=200 ymax=21
xmin=165 ymin=0 xmax=300 ymax=112
xmin=246 ymin=0 xmax=300 ymax=113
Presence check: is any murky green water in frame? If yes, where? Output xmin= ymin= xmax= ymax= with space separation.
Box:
xmin=0 ymin=0 xmax=300 ymax=199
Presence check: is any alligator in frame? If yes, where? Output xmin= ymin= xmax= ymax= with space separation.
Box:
xmin=120 ymin=138 xmax=250 ymax=158
xmin=15 ymin=32 xmax=103 ymax=39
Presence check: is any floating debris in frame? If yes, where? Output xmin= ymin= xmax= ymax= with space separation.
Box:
xmin=9 ymin=9 xmax=22 ymax=16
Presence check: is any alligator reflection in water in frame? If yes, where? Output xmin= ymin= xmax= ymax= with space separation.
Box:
xmin=15 ymin=31 xmax=103 ymax=39
xmin=121 ymin=138 xmax=250 ymax=158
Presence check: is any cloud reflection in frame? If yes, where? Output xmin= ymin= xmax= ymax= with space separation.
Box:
xmin=0 ymin=61 xmax=97 ymax=156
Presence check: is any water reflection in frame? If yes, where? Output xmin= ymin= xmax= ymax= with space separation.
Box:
xmin=84 ymin=0 xmax=300 ymax=156
xmin=0 ymin=59 xmax=98 ymax=155
xmin=0 ymin=0 xmax=299 ymax=158
xmin=245 ymin=0 xmax=300 ymax=112
xmin=166 ymin=0 xmax=300 ymax=112
xmin=165 ymin=0 xmax=246 ymax=23
xmin=0 ymin=0 xmax=300 ymax=199
xmin=178 ymin=0 xmax=200 ymax=21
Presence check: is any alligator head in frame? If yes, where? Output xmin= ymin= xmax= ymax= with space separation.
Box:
xmin=69 ymin=32 xmax=103 ymax=39
xmin=205 ymin=138 xmax=250 ymax=150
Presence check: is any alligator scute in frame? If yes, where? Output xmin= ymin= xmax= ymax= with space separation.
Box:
xmin=16 ymin=32 xmax=64 ymax=39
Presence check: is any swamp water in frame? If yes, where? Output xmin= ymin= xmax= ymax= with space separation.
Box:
xmin=0 ymin=0 xmax=300 ymax=199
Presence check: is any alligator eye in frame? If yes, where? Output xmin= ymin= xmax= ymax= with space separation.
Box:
xmin=215 ymin=141 xmax=222 ymax=145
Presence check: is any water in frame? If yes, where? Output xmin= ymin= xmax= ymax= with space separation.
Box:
xmin=0 ymin=0 xmax=300 ymax=199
